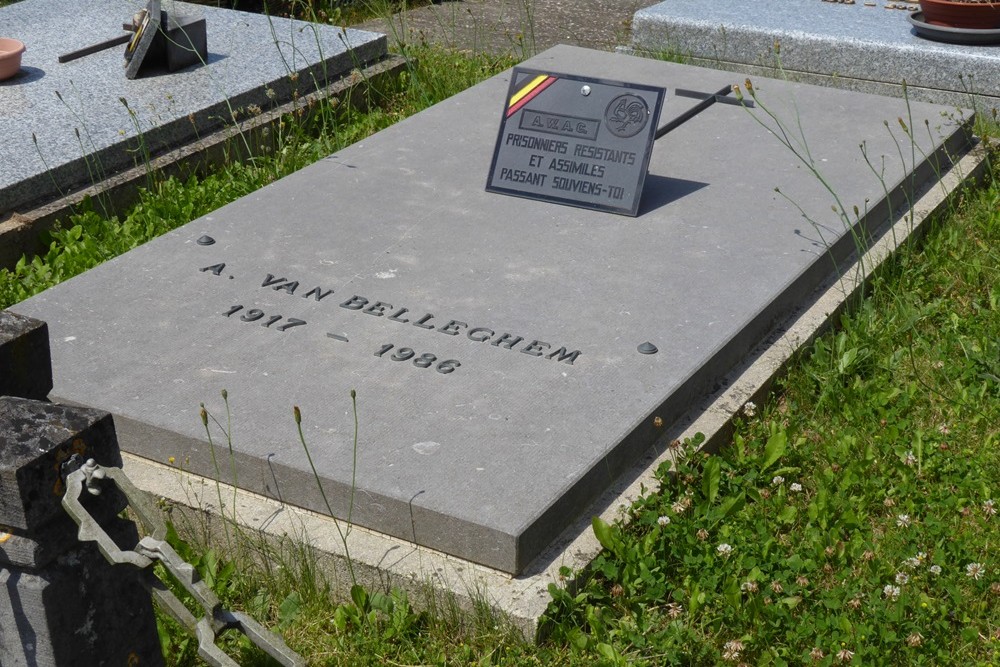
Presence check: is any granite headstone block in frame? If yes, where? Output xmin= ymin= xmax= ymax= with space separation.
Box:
xmin=0 ymin=0 xmax=386 ymax=215
xmin=11 ymin=46 xmax=973 ymax=573
xmin=0 ymin=526 xmax=163 ymax=667
xmin=0 ymin=508 xmax=135 ymax=571
xmin=161 ymin=11 xmax=208 ymax=73
xmin=0 ymin=397 xmax=124 ymax=532
xmin=631 ymin=0 xmax=1000 ymax=107
xmin=0 ymin=397 xmax=159 ymax=664
xmin=0 ymin=310 xmax=52 ymax=400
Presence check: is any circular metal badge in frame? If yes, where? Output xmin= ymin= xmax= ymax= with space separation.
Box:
xmin=604 ymin=94 xmax=649 ymax=138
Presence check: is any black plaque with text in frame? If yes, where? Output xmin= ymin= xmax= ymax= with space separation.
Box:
xmin=486 ymin=67 xmax=665 ymax=216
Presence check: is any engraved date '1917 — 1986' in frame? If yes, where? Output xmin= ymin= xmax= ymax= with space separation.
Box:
xmin=223 ymin=304 xmax=306 ymax=331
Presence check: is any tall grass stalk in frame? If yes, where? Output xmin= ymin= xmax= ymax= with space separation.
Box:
xmin=732 ymin=79 xmax=873 ymax=286
xmin=200 ymin=401 xmax=233 ymax=546
xmin=294 ymin=391 xmax=359 ymax=586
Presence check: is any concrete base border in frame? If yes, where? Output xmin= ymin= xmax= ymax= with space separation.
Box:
xmin=117 ymin=133 xmax=990 ymax=640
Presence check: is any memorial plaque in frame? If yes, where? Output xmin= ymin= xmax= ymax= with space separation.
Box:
xmin=124 ymin=0 xmax=161 ymax=79
xmin=11 ymin=46 xmax=972 ymax=575
xmin=486 ymin=68 xmax=665 ymax=216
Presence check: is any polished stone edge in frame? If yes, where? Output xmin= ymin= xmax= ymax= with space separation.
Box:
xmin=630 ymin=10 xmax=1000 ymax=107
xmin=622 ymin=47 xmax=991 ymax=110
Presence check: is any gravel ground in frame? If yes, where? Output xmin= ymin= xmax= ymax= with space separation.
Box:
xmin=355 ymin=0 xmax=659 ymax=56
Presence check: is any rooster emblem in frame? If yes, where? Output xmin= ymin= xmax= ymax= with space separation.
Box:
xmin=604 ymin=94 xmax=649 ymax=138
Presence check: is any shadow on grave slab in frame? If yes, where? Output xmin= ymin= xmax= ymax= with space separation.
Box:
xmin=0 ymin=66 xmax=45 ymax=86
xmin=639 ymin=173 xmax=709 ymax=214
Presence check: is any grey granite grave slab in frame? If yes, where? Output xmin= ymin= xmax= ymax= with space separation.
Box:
xmin=11 ymin=45 xmax=973 ymax=574
xmin=0 ymin=0 xmax=385 ymax=216
xmin=630 ymin=0 xmax=1000 ymax=109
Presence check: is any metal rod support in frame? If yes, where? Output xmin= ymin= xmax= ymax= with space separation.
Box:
xmin=58 ymin=34 xmax=132 ymax=64
xmin=655 ymin=85 xmax=753 ymax=140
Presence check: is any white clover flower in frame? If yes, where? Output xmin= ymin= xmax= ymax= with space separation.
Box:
xmin=966 ymin=562 xmax=984 ymax=580
xmin=722 ymin=639 xmax=744 ymax=661
xmin=904 ymin=557 xmax=921 ymax=570
xmin=984 ymin=500 xmax=997 ymax=517
xmin=837 ymin=649 xmax=855 ymax=662
xmin=741 ymin=580 xmax=758 ymax=593
xmin=929 ymin=564 xmax=942 ymax=576
xmin=903 ymin=450 xmax=917 ymax=466
xmin=896 ymin=514 xmax=911 ymax=528
xmin=657 ymin=515 xmax=671 ymax=527
xmin=916 ymin=551 xmax=927 ymax=562
xmin=717 ymin=543 xmax=733 ymax=556
xmin=665 ymin=602 xmax=684 ymax=619
xmin=742 ymin=401 xmax=757 ymax=418
xmin=772 ymin=475 xmax=785 ymax=486
xmin=883 ymin=584 xmax=901 ymax=600
xmin=672 ymin=500 xmax=687 ymax=514
xmin=895 ymin=572 xmax=909 ymax=585
xmin=790 ymin=482 xmax=803 ymax=492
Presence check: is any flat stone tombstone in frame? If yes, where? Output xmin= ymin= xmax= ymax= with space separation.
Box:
xmin=12 ymin=46 xmax=973 ymax=574
xmin=630 ymin=0 xmax=1000 ymax=108
xmin=0 ymin=0 xmax=385 ymax=215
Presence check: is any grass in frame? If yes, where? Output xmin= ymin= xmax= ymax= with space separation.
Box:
xmin=185 ymin=0 xmax=434 ymax=27
xmin=550 ymin=176 xmax=1000 ymax=664
xmin=2 ymin=5 xmax=999 ymax=664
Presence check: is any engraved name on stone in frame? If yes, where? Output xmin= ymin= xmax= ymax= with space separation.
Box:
xmin=198 ymin=261 xmax=582 ymax=370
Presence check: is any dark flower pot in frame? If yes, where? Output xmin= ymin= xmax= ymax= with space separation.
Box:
xmin=919 ymin=0 xmax=1000 ymax=29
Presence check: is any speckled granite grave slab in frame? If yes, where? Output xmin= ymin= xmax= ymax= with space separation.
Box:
xmin=0 ymin=0 xmax=385 ymax=215
xmin=631 ymin=0 xmax=1000 ymax=108
xmin=12 ymin=46 xmax=973 ymax=574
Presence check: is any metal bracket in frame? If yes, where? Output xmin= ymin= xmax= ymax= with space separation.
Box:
xmin=674 ymin=87 xmax=755 ymax=107
xmin=62 ymin=459 xmax=305 ymax=667
xmin=655 ymin=85 xmax=756 ymax=139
